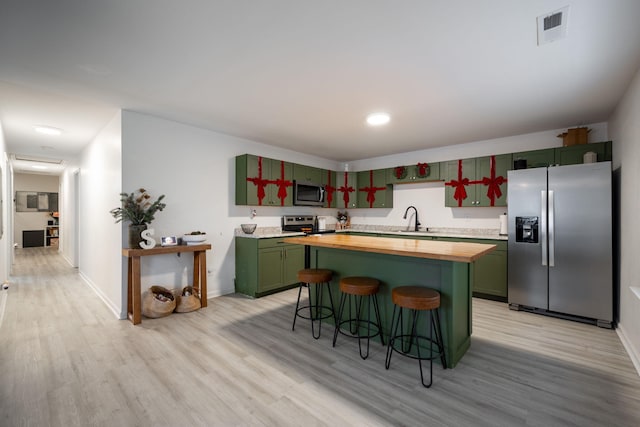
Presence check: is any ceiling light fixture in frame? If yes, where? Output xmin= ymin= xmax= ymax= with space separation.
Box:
xmin=31 ymin=165 xmax=48 ymax=170
xmin=366 ymin=112 xmax=391 ymax=126
xmin=34 ymin=125 xmax=62 ymax=136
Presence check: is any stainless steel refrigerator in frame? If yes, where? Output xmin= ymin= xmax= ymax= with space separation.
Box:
xmin=507 ymin=162 xmax=612 ymax=328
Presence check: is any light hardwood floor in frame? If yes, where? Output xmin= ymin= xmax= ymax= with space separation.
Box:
xmin=1 ymin=247 xmax=639 ymax=426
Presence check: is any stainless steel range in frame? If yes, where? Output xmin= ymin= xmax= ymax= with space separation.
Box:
xmin=282 ymin=215 xmax=334 ymax=234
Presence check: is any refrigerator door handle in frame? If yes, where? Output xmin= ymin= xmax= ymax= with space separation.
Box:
xmin=541 ymin=190 xmax=547 ymax=266
xmin=548 ymin=190 xmax=555 ymax=267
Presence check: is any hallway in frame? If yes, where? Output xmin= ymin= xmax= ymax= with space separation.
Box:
xmin=1 ymin=248 xmax=640 ymax=426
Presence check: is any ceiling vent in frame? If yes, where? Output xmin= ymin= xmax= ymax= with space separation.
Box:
xmin=12 ymin=154 xmax=64 ymax=165
xmin=537 ymin=6 xmax=569 ymax=45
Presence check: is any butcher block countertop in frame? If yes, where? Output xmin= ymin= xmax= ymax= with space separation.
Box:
xmin=283 ymin=234 xmax=496 ymax=263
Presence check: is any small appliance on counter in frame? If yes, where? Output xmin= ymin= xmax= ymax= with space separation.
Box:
xmin=282 ymin=215 xmax=335 ymax=235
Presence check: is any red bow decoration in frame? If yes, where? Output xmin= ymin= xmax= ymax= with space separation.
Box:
xmin=272 ymin=161 xmax=292 ymax=206
xmin=394 ymin=166 xmax=407 ymax=179
xmin=325 ymin=170 xmax=335 ymax=206
xmin=246 ymin=156 xmax=269 ymax=205
xmin=359 ymin=170 xmax=386 ymax=208
xmin=417 ymin=163 xmax=429 ymax=176
xmin=444 ymin=160 xmax=470 ymax=207
xmin=480 ymin=156 xmax=506 ymax=206
xmin=338 ymin=172 xmax=354 ymax=207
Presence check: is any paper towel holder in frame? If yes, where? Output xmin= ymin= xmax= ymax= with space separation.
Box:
xmin=499 ymin=213 xmax=508 ymax=236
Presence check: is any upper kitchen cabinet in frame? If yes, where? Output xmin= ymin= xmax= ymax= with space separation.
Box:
xmin=335 ymin=171 xmax=358 ymax=209
xmin=512 ymin=148 xmax=555 ymax=169
xmin=386 ymin=162 xmax=440 ymax=184
xmin=443 ymin=154 xmax=511 ymax=207
xmin=321 ymin=169 xmax=338 ymax=208
xmin=236 ymin=154 xmax=293 ymax=206
xmin=292 ymin=164 xmax=323 ymax=183
xmin=554 ymin=141 xmax=611 ymax=166
xmin=357 ymin=169 xmax=393 ymax=208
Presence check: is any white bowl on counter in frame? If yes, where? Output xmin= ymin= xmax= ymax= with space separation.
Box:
xmin=182 ymin=234 xmax=207 ymax=245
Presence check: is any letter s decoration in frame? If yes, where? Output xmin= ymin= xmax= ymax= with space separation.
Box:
xmin=140 ymin=228 xmax=156 ymax=249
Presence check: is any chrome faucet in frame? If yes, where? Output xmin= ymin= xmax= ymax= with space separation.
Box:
xmin=403 ymin=205 xmax=421 ymax=232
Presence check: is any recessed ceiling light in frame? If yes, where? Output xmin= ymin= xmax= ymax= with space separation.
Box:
xmin=34 ymin=125 xmax=62 ymax=136
xmin=366 ymin=112 xmax=391 ymax=126
xmin=32 ymin=165 xmax=48 ymax=170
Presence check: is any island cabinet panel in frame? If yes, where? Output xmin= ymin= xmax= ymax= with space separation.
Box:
xmin=236 ymin=154 xmax=293 ymax=206
xmin=356 ymin=169 xmax=393 ymax=208
xmin=435 ymin=237 xmax=507 ymax=300
xmin=322 ymin=169 xmax=338 ymax=208
xmin=336 ymin=171 xmax=358 ymax=209
xmin=308 ymin=246 xmax=472 ymax=368
xmin=443 ymin=154 xmax=511 ymax=207
xmin=386 ymin=162 xmax=440 ymax=184
xmin=235 ymin=237 xmax=304 ymax=297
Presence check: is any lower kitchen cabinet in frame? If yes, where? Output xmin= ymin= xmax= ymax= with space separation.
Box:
xmin=436 ymin=237 xmax=507 ymax=300
xmin=235 ymin=237 xmax=304 ymax=297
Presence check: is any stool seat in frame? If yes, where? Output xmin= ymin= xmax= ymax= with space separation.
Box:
xmin=339 ymin=276 xmax=380 ymax=296
xmin=298 ymin=268 xmax=333 ymax=284
xmin=392 ymin=286 xmax=440 ymax=311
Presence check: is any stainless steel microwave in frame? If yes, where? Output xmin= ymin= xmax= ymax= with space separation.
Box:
xmin=293 ymin=181 xmax=325 ymax=206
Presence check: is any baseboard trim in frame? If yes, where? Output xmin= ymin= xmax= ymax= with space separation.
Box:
xmin=78 ymin=271 xmax=124 ymax=320
xmin=617 ymin=323 xmax=640 ymax=377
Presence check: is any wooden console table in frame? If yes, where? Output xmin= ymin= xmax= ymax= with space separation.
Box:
xmin=122 ymin=244 xmax=212 ymax=325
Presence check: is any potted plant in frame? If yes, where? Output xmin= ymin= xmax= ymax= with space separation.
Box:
xmin=110 ymin=188 xmax=166 ymax=248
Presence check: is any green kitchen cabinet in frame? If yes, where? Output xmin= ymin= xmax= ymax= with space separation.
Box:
xmin=435 ymin=237 xmax=507 ymax=300
xmin=335 ymin=171 xmax=358 ymax=209
xmin=235 ymin=236 xmax=304 ymax=297
xmin=386 ymin=162 xmax=440 ymax=184
xmin=554 ymin=141 xmax=610 ymax=166
xmin=512 ymin=148 xmax=556 ymax=169
xmin=236 ymin=154 xmax=293 ymax=206
xmin=321 ymin=169 xmax=338 ymax=208
xmin=443 ymin=154 xmax=511 ymax=207
xmin=357 ymin=169 xmax=393 ymax=208
xmin=293 ymin=164 xmax=323 ymax=183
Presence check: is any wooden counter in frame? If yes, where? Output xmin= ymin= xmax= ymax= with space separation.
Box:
xmin=283 ymin=234 xmax=496 ymax=263
xmin=283 ymin=234 xmax=496 ymax=368
xmin=122 ymin=244 xmax=211 ymax=325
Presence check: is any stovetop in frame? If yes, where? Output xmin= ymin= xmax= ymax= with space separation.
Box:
xmin=282 ymin=215 xmax=334 ymax=235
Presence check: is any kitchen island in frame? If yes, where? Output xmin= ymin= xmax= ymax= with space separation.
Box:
xmin=283 ymin=234 xmax=496 ymax=367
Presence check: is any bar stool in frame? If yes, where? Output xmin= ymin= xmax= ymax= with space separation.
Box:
xmin=292 ymin=268 xmax=335 ymax=339
xmin=332 ymin=276 xmax=385 ymax=359
xmin=385 ymin=286 xmax=446 ymax=388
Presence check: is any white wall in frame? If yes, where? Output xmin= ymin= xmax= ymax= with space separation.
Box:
xmin=121 ymin=110 xmax=341 ymax=300
xmin=60 ymin=161 xmax=80 ymax=267
xmin=347 ymin=122 xmax=608 ymax=230
xmin=609 ymin=65 xmax=640 ymax=373
xmin=13 ymin=173 xmax=59 ymax=248
xmin=77 ymin=111 xmax=123 ymax=317
xmin=0 ymin=121 xmax=9 ymax=283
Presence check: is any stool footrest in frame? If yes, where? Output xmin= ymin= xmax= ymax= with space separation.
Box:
xmin=387 ymin=334 xmax=444 ymax=361
xmin=335 ymin=319 xmax=383 ymax=340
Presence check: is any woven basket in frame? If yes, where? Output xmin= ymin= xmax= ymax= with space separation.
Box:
xmin=142 ymin=285 xmax=176 ymax=318
xmin=175 ymin=286 xmax=201 ymax=313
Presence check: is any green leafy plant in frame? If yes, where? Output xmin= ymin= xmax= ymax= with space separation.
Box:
xmin=110 ymin=188 xmax=166 ymax=225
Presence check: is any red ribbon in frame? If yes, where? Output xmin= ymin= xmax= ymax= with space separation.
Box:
xmin=417 ymin=163 xmax=429 ymax=176
xmin=272 ymin=160 xmax=292 ymax=206
xmin=445 ymin=160 xmax=469 ymax=207
xmin=338 ymin=172 xmax=354 ymax=208
xmin=246 ymin=156 xmax=269 ymax=205
xmin=394 ymin=166 xmax=406 ymax=179
xmin=359 ymin=170 xmax=386 ymax=208
xmin=325 ymin=170 xmax=335 ymax=206
xmin=480 ymin=155 xmax=506 ymax=206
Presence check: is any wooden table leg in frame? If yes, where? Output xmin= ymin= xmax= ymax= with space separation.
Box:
xmin=193 ymin=251 xmax=201 ymax=300
xmin=130 ymin=256 xmax=142 ymax=325
xmin=200 ymin=250 xmax=208 ymax=308
xmin=127 ymin=257 xmax=133 ymax=320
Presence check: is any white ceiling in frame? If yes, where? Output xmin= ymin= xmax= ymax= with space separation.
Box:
xmin=2 ymin=0 xmax=640 ymax=174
